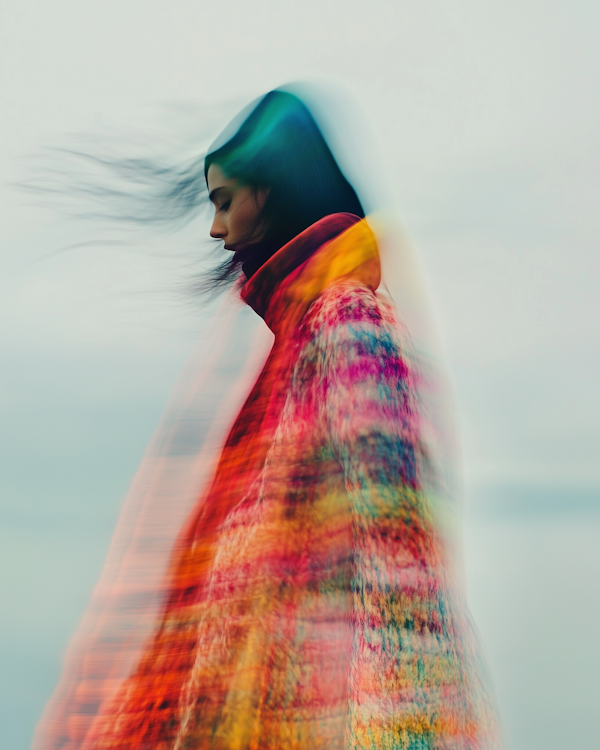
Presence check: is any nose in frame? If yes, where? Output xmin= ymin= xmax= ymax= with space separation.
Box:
xmin=210 ymin=213 xmax=226 ymax=240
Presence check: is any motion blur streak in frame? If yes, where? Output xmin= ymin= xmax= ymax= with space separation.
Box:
xmin=33 ymin=216 xmax=500 ymax=750
xmin=32 ymin=86 xmax=501 ymax=750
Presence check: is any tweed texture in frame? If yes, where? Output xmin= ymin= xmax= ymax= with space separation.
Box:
xmin=78 ymin=216 xmax=499 ymax=750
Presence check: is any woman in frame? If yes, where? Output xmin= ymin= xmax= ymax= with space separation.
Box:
xmin=34 ymin=89 xmax=500 ymax=750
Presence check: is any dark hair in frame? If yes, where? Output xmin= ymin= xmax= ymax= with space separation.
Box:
xmin=202 ymin=90 xmax=364 ymax=287
xmin=24 ymin=88 xmax=364 ymax=298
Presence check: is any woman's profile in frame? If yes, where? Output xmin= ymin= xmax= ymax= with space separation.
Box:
xmin=33 ymin=87 xmax=501 ymax=750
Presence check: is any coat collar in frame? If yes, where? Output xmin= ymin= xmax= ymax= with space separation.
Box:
xmin=241 ymin=213 xmax=381 ymax=336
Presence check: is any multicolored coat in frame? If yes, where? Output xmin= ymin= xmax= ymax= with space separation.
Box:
xmin=46 ymin=214 xmax=500 ymax=750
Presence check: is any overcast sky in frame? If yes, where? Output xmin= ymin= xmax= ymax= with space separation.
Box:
xmin=1 ymin=2 xmax=599 ymax=749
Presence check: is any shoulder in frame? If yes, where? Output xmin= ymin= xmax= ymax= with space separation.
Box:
xmin=301 ymin=279 xmax=407 ymax=357
xmin=303 ymin=280 xmax=393 ymax=335
xmin=293 ymin=280 xmax=419 ymax=406
xmin=300 ymin=282 xmax=421 ymax=456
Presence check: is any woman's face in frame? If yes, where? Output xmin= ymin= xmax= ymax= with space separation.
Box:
xmin=207 ymin=163 xmax=269 ymax=252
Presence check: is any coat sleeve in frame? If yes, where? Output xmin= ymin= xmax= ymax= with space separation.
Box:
xmin=318 ymin=283 xmax=479 ymax=749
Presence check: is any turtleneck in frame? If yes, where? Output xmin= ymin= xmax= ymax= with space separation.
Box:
xmin=241 ymin=213 xmax=381 ymax=337
xmin=232 ymin=237 xmax=284 ymax=280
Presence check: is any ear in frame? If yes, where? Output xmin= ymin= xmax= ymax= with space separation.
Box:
xmin=254 ymin=186 xmax=271 ymax=210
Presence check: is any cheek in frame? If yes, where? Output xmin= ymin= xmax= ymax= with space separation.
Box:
xmin=232 ymin=195 xmax=261 ymax=237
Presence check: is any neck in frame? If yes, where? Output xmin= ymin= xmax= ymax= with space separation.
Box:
xmin=239 ymin=237 xmax=284 ymax=280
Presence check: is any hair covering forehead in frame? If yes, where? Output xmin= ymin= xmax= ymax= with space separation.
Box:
xmin=205 ymin=90 xmax=324 ymax=177
xmin=206 ymin=96 xmax=262 ymax=155
xmin=206 ymin=82 xmax=391 ymax=219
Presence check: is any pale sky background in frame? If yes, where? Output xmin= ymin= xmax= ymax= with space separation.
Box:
xmin=1 ymin=2 xmax=599 ymax=749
